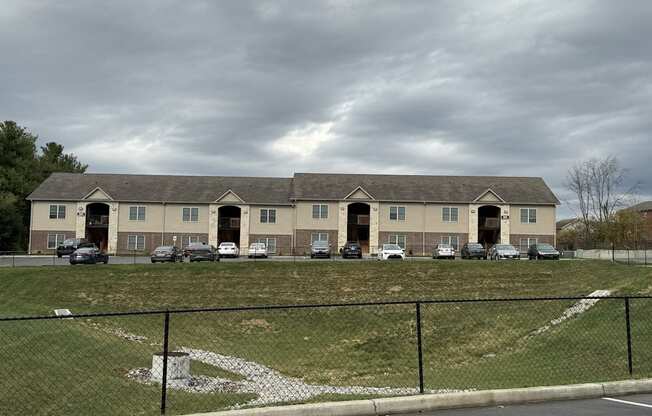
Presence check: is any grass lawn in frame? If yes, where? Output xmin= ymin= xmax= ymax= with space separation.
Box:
xmin=1 ymin=260 xmax=651 ymax=415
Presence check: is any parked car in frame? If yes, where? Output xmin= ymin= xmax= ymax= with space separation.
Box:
xmin=184 ymin=243 xmax=218 ymax=262
xmin=433 ymin=244 xmax=455 ymax=259
xmin=150 ymin=246 xmax=179 ymax=263
xmin=69 ymin=247 xmax=109 ymax=265
xmin=310 ymin=240 xmax=331 ymax=259
xmin=460 ymin=242 xmax=487 ymax=260
xmin=248 ymin=243 xmax=268 ymax=258
xmin=218 ymin=242 xmax=239 ymax=258
xmin=56 ymin=238 xmax=92 ymax=257
xmin=528 ymin=243 xmax=560 ymax=260
xmin=378 ymin=244 xmax=405 ymax=260
xmin=341 ymin=241 xmax=363 ymax=259
xmin=489 ymin=244 xmax=520 ymax=260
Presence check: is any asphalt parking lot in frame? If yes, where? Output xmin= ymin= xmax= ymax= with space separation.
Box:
xmin=412 ymin=394 xmax=652 ymax=415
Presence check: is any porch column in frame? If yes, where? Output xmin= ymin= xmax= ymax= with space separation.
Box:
xmin=239 ymin=205 xmax=250 ymax=255
xmin=107 ymin=202 xmax=119 ymax=255
xmin=369 ymin=202 xmax=380 ymax=255
xmin=337 ymin=201 xmax=348 ymax=250
xmin=208 ymin=204 xmax=219 ymax=247
xmin=75 ymin=202 xmax=87 ymax=239
xmin=500 ymin=204 xmax=511 ymax=244
xmin=468 ymin=204 xmax=479 ymax=243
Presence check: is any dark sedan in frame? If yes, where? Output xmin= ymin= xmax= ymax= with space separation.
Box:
xmin=56 ymin=238 xmax=92 ymax=257
xmin=185 ymin=244 xmax=219 ymax=262
xmin=69 ymin=247 xmax=109 ymax=265
xmin=150 ymin=246 xmax=179 ymax=263
xmin=341 ymin=241 xmax=363 ymax=259
xmin=460 ymin=243 xmax=486 ymax=259
xmin=528 ymin=243 xmax=560 ymax=260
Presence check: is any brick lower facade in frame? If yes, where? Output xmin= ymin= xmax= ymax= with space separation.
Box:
xmin=510 ymin=234 xmax=555 ymax=251
xmin=116 ymin=232 xmax=209 ymax=255
xmin=249 ymin=234 xmax=293 ymax=255
xmin=30 ymin=230 xmax=75 ymax=254
xmin=379 ymin=231 xmax=469 ymax=256
xmin=295 ymin=230 xmax=338 ymax=255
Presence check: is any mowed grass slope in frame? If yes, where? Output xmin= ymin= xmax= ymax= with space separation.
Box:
xmin=1 ymin=260 xmax=652 ymax=416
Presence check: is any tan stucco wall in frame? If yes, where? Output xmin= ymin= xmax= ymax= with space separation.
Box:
xmin=162 ymin=204 xmax=210 ymax=233
xmin=295 ymin=202 xmax=339 ymax=230
xmin=378 ymin=203 xmax=469 ymax=233
xmin=249 ymin=206 xmax=294 ymax=235
xmin=117 ymin=203 xmax=165 ymax=232
xmin=378 ymin=203 xmax=425 ymax=232
xmin=509 ymin=205 xmax=556 ymax=235
xmin=425 ymin=204 xmax=469 ymax=233
xmin=31 ymin=201 xmax=77 ymax=231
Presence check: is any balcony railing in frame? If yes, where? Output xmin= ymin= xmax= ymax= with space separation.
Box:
xmin=87 ymin=215 xmax=109 ymax=227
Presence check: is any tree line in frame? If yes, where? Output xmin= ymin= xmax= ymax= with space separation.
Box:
xmin=0 ymin=121 xmax=87 ymax=251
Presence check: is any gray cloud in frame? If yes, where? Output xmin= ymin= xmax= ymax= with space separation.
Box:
xmin=1 ymin=0 xmax=651 ymax=217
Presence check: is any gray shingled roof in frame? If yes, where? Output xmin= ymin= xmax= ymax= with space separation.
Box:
xmin=292 ymin=173 xmax=559 ymax=204
xmin=27 ymin=172 xmax=560 ymax=205
xmin=27 ymin=173 xmax=293 ymax=204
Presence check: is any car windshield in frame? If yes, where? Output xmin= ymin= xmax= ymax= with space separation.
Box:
xmin=250 ymin=243 xmax=265 ymax=249
xmin=346 ymin=243 xmax=359 ymax=248
xmin=468 ymin=243 xmax=483 ymax=249
xmin=155 ymin=246 xmax=173 ymax=251
xmin=220 ymin=243 xmax=235 ymax=247
xmin=496 ymin=245 xmax=516 ymax=250
xmin=438 ymin=244 xmax=452 ymax=249
xmin=537 ymin=244 xmax=555 ymax=250
xmin=383 ymin=244 xmax=401 ymax=250
xmin=75 ymin=248 xmax=94 ymax=253
xmin=62 ymin=239 xmax=76 ymax=246
xmin=313 ymin=241 xmax=328 ymax=248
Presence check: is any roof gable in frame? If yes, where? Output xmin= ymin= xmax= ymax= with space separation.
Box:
xmin=344 ymin=186 xmax=374 ymax=200
xmin=215 ymin=189 xmax=244 ymax=203
xmin=473 ymin=189 xmax=505 ymax=203
xmin=82 ymin=187 xmax=113 ymax=201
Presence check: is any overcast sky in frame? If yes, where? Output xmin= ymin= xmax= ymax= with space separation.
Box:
xmin=2 ymin=1 xmax=651 ymax=217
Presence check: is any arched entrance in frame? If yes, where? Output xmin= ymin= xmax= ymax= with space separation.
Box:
xmin=218 ymin=206 xmax=241 ymax=246
xmin=478 ymin=205 xmax=501 ymax=248
xmin=347 ymin=203 xmax=370 ymax=253
xmin=86 ymin=203 xmax=109 ymax=251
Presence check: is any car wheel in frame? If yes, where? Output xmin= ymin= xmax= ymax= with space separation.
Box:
xmin=104 ymin=259 xmax=109 ymax=264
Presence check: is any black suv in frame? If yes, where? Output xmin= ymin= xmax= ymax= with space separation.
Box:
xmin=527 ymin=243 xmax=560 ymax=260
xmin=460 ymin=243 xmax=486 ymax=260
xmin=56 ymin=238 xmax=92 ymax=257
xmin=341 ymin=241 xmax=363 ymax=259
xmin=184 ymin=243 xmax=219 ymax=262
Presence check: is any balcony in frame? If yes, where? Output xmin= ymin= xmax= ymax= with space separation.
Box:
xmin=87 ymin=215 xmax=109 ymax=227
xmin=219 ymin=217 xmax=241 ymax=230
xmin=481 ymin=217 xmax=500 ymax=229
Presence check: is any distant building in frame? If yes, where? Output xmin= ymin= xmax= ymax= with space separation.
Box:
xmin=626 ymin=201 xmax=652 ymax=240
xmin=27 ymin=172 xmax=560 ymax=255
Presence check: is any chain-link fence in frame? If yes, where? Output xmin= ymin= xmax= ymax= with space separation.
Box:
xmin=1 ymin=296 xmax=650 ymax=415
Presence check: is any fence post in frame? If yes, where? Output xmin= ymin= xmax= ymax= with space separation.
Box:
xmin=12 ymin=253 xmax=15 ymax=268
xmin=415 ymin=302 xmax=425 ymax=394
xmin=133 ymin=249 xmax=136 ymax=265
xmin=612 ymin=242 xmax=615 ymax=262
xmin=625 ymin=298 xmax=633 ymax=376
xmin=161 ymin=311 xmax=170 ymax=415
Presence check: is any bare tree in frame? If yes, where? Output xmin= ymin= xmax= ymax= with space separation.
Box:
xmin=565 ymin=156 xmax=639 ymax=245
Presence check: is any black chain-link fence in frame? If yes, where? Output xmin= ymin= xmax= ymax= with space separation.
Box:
xmin=1 ymin=296 xmax=650 ymax=415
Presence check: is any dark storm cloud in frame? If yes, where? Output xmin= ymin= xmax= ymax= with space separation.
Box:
xmin=1 ymin=0 xmax=651 ymax=216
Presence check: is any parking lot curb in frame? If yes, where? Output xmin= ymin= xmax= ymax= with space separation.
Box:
xmin=182 ymin=379 xmax=652 ymax=416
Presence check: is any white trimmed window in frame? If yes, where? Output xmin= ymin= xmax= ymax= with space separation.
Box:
xmin=312 ymin=204 xmax=328 ymax=219
xmin=388 ymin=234 xmax=406 ymax=249
xmin=47 ymin=233 xmax=65 ymax=249
xmin=442 ymin=207 xmax=459 ymax=223
xmin=49 ymin=204 xmax=66 ymax=219
xmin=129 ymin=206 xmax=146 ymax=221
xmin=186 ymin=235 xmax=200 ymax=246
xmin=127 ymin=235 xmax=145 ymax=251
xmin=389 ymin=206 xmax=406 ymax=221
xmin=311 ymin=232 xmax=329 ymax=243
xmin=255 ymin=237 xmax=277 ymax=254
xmin=441 ymin=235 xmax=460 ymax=250
xmin=520 ymin=237 xmax=538 ymax=252
xmin=260 ymin=208 xmax=276 ymax=224
xmin=520 ymin=208 xmax=537 ymax=224
xmin=182 ymin=207 xmax=199 ymax=222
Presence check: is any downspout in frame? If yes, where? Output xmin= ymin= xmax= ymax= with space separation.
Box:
xmin=422 ymin=201 xmax=426 ymax=256
xmin=28 ymin=201 xmax=33 ymax=254
xmin=161 ymin=202 xmax=166 ymax=246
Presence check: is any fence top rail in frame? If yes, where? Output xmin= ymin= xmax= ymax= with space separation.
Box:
xmin=1 ymin=295 xmax=651 ymax=322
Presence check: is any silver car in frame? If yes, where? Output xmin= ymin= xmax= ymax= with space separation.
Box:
xmin=489 ymin=244 xmax=520 ymax=260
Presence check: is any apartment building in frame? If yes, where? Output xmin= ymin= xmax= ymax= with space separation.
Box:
xmin=27 ymin=172 xmax=559 ymax=255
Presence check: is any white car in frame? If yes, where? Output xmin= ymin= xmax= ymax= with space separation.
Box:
xmin=248 ymin=243 xmax=268 ymax=258
xmin=433 ymin=244 xmax=455 ymax=259
xmin=218 ymin=242 xmax=239 ymax=258
xmin=378 ymin=244 xmax=405 ymax=260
